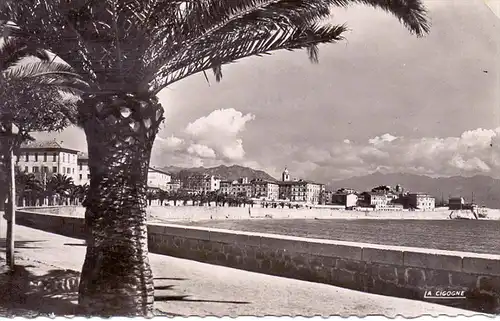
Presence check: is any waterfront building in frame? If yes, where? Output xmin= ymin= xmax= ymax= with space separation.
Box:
xmin=183 ymin=174 xmax=221 ymax=193
xmin=19 ymin=140 xmax=174 ymax=190
xmin=331 ymin=192 xmax=359 ymax=208
xmin=252 ymin=179 xmax=279 ymax=200
xmin=219 ymin=180 xmax=235 ymax=195
xmin=277 ymin=168 xmax=324 ymax=204
xmin=232 ymin=181 xmax=253 ymax=198
xmin=408 ymin=193 xmax=435 ymax=210
xmin=77 ymin=152 xmax=90 ymax=186
xmin=166 ymin=179 xmax=181 ymax=192
xmin=361 ymin=192 xmax=389 ymax=208
xmin=147 ymin=167 xmax=172 ymax=191
xmin=17 ymin=140 xmax=79 ymax=184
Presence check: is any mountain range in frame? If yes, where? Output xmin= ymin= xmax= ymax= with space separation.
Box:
xmin=160 ymin=165 xmax=500 ymax=208
xmin=160 ymin=164 xmax=277 ymax=183
xmin=330 ymin=172 xmax=500 ymax=208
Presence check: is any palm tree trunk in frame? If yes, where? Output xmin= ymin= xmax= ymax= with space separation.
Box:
xmin=77 ymin=94 xmax=164 ymax=316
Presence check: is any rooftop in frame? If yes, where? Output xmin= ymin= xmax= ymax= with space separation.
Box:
xmin=278 ymin=180 xmax=323 ymax=186
xmin=149 ymin=167 xmax=172 ymax=176
xmin=20 ymin=139 xmax=80 ymax=153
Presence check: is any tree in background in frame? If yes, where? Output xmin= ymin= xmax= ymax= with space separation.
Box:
xmin=157 ymin=189 xmax=168 ymax=206
xmin=0 ymin=32 xmax=86 ymax=225
xmin=46 ymin=173 xmax=75 ymax=205
xmin=1 ymin=0 xmax=429 ymax=315
xmin=15 ymin=168 xmax=43 ymax=206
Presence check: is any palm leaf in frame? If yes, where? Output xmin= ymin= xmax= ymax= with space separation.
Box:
xmin=3 ymin=60 xmax=89 ymax=94
xmin=153 ymin=23 xmax=348 ymax=91
xmin=1 ymin=0 xmax=429 ymax=95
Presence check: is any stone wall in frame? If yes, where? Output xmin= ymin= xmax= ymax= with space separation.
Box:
xmin=148 ymin=223 xmax=500 ymax=313
xmin=25 ymin=205 xmax=458 ymax=222
xmin=15 ymin=209 xmax=86 ymax=239
xmin=14 ymin=209 xmax=500 ymax=313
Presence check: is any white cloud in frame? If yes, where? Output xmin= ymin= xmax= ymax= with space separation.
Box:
xmin=187 ymin=144 xmax=216 ymax=159
xmin=155 ymin=135 xmax=184 ymax=150
xmin=267 ymin=127 xmax=500 ymax=182
xmin=150 ymin=109 xmax=256 ymax=167
xmin=368 ymin=133 xmax=398 ymax=145
xmin=185 ymin=108 xmax=255 ymax=137
xmin=185 ymin=108 xmax=255 ymax=160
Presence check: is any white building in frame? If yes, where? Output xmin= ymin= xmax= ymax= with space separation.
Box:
xmin=184 ymin=174 xmax=221 ymax=193
xmin=331 ymin=192 xmax=358 ymax=208
xmin=18 ymin=141 xmax=173 ymax=190
xmin=16 ymin=140 xmax=79 ymax=184
xmin=77 ymin=152 xmax=90 ymax=186
xmin=147 ymin=167 xmax=172 ymax=190
xmin=252 ymin=179 xmax=279 ymax=200
xmin=408 ymin=193 xmax=435 ymax=210
xmin=277 ymin=168 xmax=324 ymax=205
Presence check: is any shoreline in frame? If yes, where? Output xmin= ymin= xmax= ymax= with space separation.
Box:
xmin=25 ymin=205 xmax=500 ymax=222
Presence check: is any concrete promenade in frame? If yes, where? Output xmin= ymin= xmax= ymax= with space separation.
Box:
xmin=0 ymin=215 xmax=479 ymax=317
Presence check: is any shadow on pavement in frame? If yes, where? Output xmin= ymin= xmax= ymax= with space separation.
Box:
xmin=0 ymin=239 xmax=46 ymax=251
xmin=0 ymin=266 xmax=242 ymax=316
xmin=63 ymin=243 xmax=86 ymax=247
xmin=0 ymin=265 xmax=80 ymax=317
xmin=155 ymin=294 xmax=250 ymax=305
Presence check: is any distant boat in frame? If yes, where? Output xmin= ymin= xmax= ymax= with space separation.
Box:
xmin=449 ymin=210 xmax=476 ymax=220
xmin=476 ymin=206 xmax=488 ymax=218
xmin=449 ymin=205 xmax=488 ymax=220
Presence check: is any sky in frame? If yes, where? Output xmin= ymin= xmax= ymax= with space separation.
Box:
xmin=35 ymin=0 xmax=500 ymax=185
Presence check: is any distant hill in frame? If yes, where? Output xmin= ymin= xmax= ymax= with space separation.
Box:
xmin=329 ymin=172 xmax=500 ymax=208
xmin=160 ymin=164 xmax=277 ymax=182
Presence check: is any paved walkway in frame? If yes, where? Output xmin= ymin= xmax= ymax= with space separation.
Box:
xmin=0 ymin=216 xmax=478 ymax=317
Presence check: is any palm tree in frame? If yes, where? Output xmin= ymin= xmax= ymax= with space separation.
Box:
xmin=1 ymin=0 xmax=429 ymax=316
xmin=77 ymin=183 xmax=90 ymax=204
xmin=157 ymin=189 xmax=167 ymax=206
xmin=47 ymin=173 xmax=74 ymax=205
xmin=15 ymin=168 xmax=43 ymax=206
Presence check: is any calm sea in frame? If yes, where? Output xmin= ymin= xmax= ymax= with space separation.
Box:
xmin=186 ymin=219 xmax=500 ymax=254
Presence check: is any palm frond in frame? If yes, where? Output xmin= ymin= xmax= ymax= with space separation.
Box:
xmin=1 ymin=0 xmax=429 ymax=96
xmin=4 ymin=60 xmax=79 ymax=79
xmin=339 ymin=0 xmax=430 ymax=36
xmin=0 ymin=35 xmax=50 ymax=70
xmin=152 ymin=23 xmax=347 ymax=92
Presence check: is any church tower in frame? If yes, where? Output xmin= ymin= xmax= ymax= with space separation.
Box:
xmin=282 ymin=167 xmax=290 ymax=182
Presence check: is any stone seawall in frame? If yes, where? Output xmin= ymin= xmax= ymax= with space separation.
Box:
xmin=15 ymin=209 xmax=500 ymax=313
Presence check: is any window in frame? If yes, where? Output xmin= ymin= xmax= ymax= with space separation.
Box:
xmin=87 ymin=174 xmax=90 ymax=179
xmin=25 ymin=153 xmax=29 ymax=161
xmin=33 ymin=166 xmax=39 ymax=173
xmin=62 ymin=166 xmax=65 ymax=173
xmin=53 ymin=153 xmax=57 ymax=161
xmin=79 ymin=164 xmax=82 ymax=171
xmin=79 ymin=174 xmax=82 ymax=180
xmin=52 ymin=166 xmax=57 ymax=173
xmin=67 ymin=168 xmax=70 ymax=174
xmin=43 ymin=153 xmax=47 ymax=162
xmin=62 ymin=153 xmax=65 ymax=162
xmin=24 ymin=166 xmax=28 ymax=172
xmin=72 ymin=168 xmax=74 ymax=174
xmin=34 ymin=153 xmax=38 ymax=162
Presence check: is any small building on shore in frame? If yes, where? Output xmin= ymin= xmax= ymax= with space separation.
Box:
xmin=407 ymin=193 xmax=435 ymax=211
xmin=448 ymin=197 xmax=466 ymax=210
xmin=331 ymin=192 xmax=358 ymax=208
